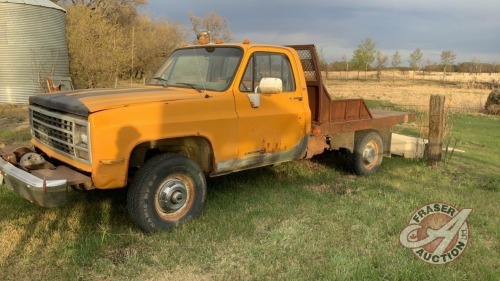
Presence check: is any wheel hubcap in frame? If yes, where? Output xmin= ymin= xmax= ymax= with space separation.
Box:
xmin=157 ymin=178 xmax=188 ymax=213
xmin=363 ymin=141 xmax=378 ymax=168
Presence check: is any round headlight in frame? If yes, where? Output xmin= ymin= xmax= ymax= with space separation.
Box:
xmin=80 ymin=131 xmax=88 ymax=144
xmin=75 ymin=124 xmax=88 ymax=145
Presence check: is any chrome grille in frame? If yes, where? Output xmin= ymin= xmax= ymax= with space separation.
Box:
xmin=32 ymin=111 xmax=74 ymax=153
xmin=29 ymin=106 xmax=90 ymax=164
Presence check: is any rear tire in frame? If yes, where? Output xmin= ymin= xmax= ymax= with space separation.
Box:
xmin=352 ymin=130 xmax=383 ymax=175
xmin=127 ymin=154 xmax=207 ymax=232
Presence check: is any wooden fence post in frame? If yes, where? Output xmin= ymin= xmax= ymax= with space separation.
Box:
xmin=428 ymin=95 xmax=446 ymax=166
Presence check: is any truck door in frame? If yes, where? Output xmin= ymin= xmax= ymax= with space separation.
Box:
xmin=233 ymin=50 xmax=309 ymax=168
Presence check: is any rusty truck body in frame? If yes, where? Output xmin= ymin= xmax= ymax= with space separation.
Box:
xmin=0 ymin=42 xmax=414 ymax=232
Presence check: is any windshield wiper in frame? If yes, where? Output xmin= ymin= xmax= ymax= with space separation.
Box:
xmin=153 ymin=77 xmax=169 ymax=87
xmin=175 ymin=82 xmax=203 ymax=93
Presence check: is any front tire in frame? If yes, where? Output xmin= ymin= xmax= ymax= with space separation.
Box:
xmin=352 ymin=130 xmax=383 ymax=175
xmin=127 ymin=154 xmax=207 ymax=232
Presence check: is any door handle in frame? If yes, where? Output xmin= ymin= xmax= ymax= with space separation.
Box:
xmin=290 ymin=97 xmax=303 ymax=101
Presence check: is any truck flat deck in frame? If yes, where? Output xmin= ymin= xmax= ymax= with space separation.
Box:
xmin=288 ymin=44 xmax=415 ymax=134
xmin=314 ymin=109 xmax=413 ymax=136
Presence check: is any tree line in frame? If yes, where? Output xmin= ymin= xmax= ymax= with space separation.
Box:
xmin=325 ymin=37 xmax=500 ymax=82
xmin=49 ymin=2 xmax=497 ymax=87
xmin=50 ymin=0 xmax=231 ymax=88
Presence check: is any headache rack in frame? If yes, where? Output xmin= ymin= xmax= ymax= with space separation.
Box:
xmin=288 ymin=44 xmax=413 ymax=135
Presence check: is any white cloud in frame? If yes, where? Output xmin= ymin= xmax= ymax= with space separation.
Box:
xmin=143 ymin=0 xmax=500 ymax=63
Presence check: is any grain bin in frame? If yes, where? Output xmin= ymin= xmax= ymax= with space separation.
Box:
xmin=0 ymin=0 xmax=70 ymax=104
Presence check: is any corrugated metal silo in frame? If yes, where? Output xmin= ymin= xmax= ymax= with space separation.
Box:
xmin=0 ymin=0 xmax=70 ymax=104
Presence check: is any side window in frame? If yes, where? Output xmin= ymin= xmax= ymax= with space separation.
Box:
xmin=239 ymin=52 xmax=296 ymax=93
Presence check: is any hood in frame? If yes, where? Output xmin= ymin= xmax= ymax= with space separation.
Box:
xmin=29 ymin=87 xmax=203 ymax=117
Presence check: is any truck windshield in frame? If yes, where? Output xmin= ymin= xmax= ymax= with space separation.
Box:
xmin=148 ymin=47 xmax=243 ymax=92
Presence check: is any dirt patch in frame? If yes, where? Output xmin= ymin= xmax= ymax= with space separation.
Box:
xmin=0 ymin=104 xmax=29 ymax=132
xmin=306 ymin=175 xmax=356 ymax=195
xmin=0 ymin=104 xmax=30 ymax=147
xmin=105 ymin=246 xmax=139 ymax=265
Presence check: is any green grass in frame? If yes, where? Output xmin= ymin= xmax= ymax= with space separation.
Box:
xmin=0 ymin=111 xmax=499 ymax=280
xmin=0 ymin=129 xmax=31 ymax=145
xmin=0 ymin=104 xmax=30 ymax=146
xmin=445 ymin=114 xmax=500 ymax=191
xmin=365 ymin=99 xmax=427 ymax=138
xmin=364 ymin=99 xmax=403 ymax=111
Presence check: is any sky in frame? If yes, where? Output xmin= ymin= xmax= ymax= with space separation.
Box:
xmin=142 ymin=0 xmax=500 ymax=65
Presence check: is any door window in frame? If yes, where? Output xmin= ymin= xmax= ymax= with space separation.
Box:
xmin=239 ymin=53 xmax=296 ymax=93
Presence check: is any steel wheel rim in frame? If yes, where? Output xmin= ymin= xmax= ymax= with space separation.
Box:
xmin=154 ymin=174 xmax=193 ymax=220
xmin=362 ymin=140 xmax=379 ymax=169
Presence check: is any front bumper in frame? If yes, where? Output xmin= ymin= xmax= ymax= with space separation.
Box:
xmin=0 ymin=157 xmax=67 ymax=207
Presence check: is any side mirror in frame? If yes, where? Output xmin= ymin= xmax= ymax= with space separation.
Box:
xmin=259 ymin=77 xmax=282 ymax=94
xmin=246 ymin=78 xmax=282 ymax=108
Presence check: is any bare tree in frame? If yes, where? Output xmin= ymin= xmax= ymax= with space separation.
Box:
xmin=419 ymin=59 xmax=427 ymax=76
xmin=66 ymin=5 xmax=130 ymax=88
xmin=423 ymin=59 xmax=436 ymax=77
xmin=492 ymin=61 xmax=499 ymax=75
xmin=351 ymin=37 xmax=376 ymax=80
xmin=317 ymin=47 xmax=330 ymax=79
xmin=341 ymin=55 xmax=349 ymax=80
xmin=408 ymin=48 xmax=423 ymax=81
xmin=132 ymin=15 xmax=186 ymax=79
xmin=376 ymin=51 xmax=388 ymax=82
xmin=391 ymin=50 xmax=401 ymax=82
xmin=441 ymin=50 xmax=457 ymax=81
xmin=471 ymin=57 xmax=482 ymax=75
xmin=189 ymin=12 xmax=232 ymax=43
xmin=53 ymin=0 xmax=147 ymax=9
xmin=59 ymin=1 xmax=189 ymax=88
xmin=54 ymin=0 xmax=147 ymax=25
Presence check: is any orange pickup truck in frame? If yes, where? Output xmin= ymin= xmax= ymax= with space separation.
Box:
xmin=0 ymin=42 xmax=414 ymax=232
